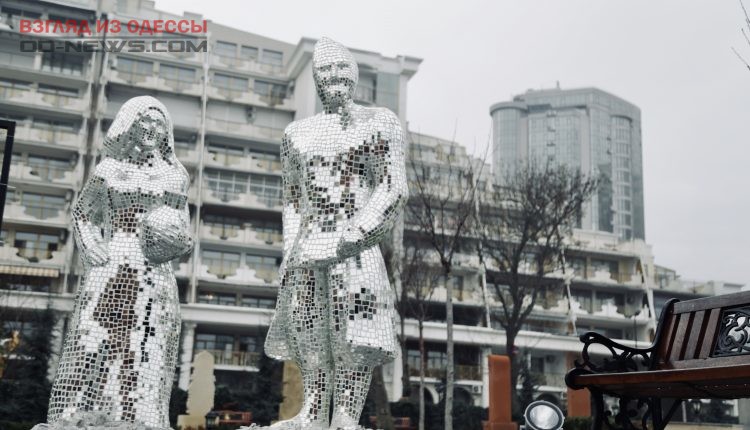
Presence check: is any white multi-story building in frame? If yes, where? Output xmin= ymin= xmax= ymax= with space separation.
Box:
xmin=0 ymin=0 xmax=741 ymax=421
xmin=0 ymin=0 xmax=420 ymax=394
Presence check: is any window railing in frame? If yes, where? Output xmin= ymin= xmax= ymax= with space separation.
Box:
xmin=194 ymin=349 xmax=260 ymax=367
xmin=23 ymin=205 xmax=63 ymax=220
xmin=204 ymin=262 xmax=239 ymax=279
xmin=406 ymin=364 xmax=481 ymax=381
xmin=208 ymin=224 xmax=241 ymax=240
xmin=16 ymin=247 xmax=56 ymax=262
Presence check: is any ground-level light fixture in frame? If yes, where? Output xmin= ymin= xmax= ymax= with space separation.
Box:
xmin=523 ymin=400 xmax=565 ymax=430
xmin=205 ymin=410 xmax=219 ymax=429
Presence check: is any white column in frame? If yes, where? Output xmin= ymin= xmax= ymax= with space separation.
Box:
xmin=389 ymin=352 xmax=403 ymax=401
xmin=47 ymin=313 xmax=67 ymax=382
xmin=178 ymin=322 xmax=197 ymax=390
xmin=481 ymin=347 xmax=491 ymax=408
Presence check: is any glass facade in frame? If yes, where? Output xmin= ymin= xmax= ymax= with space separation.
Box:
xmin=491 ymin=88 xmax=644 ymax=240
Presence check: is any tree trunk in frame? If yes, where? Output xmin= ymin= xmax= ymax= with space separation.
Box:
xmin=444 ymin=271 xmax=454 ymax=430
xmin=506 ymin=328 xmax=519 ymax=416
xmin=419 ymin=320 xmax=426 ymax=430
xmin=400 ymin=292 xmax=411 ymax=399
xmin=373 ymin=365 xmax=395 ymax=430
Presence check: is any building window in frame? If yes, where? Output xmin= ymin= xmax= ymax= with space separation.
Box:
xmin=246 ymin=254 xmax=279 ymax=271
xmin=37 ymin=84 xmax=78 ymax=98
xmin=173 ymin=140 xmax=195 ymax=158
xmin=41 ymin=52 xmax=83 ymax=76
xmin=249 ymin=150 xmax=281 ymax=171
xmin=201 ymin=249 xmax=241 ymax=278
xmin=215 ymin=41 xmax=237 ymax=57
xmin=260 ymin=49 xmax=283 ymax=66
xmin=195 ymin=333 xmax=234 ymax=352
xmin=0 ymin=79 xmax=30 ymax=90
xmin=248 ymin=174 xmax=281 ymax=206
xmin=197 ymin=291 xmax=237 ymax=306
xmin=204 ymin=214 xmax=242 ymax=239
xmin=594 ymin=291 xmax=625 ymax=313
xmin=239 ymin=336 xmax=262 ymax=352
xmin=27 ymin=155 xmax=71 ymax=181
xmin=21 ymin=192 xmax=65 ymax=219
xmin=0 ymin=274 xmax=51 ymax=292
xmin=253 ymin=80 xmax=286 ymax=99
xmin=160 ymin=64 xmax=196 ymax=83
xmin=571 ymin=289 xmax=593 ymax=313
xmin=205 ymin=170 xmax=248 ymax=201
xmin=213 ymin=73 xmax=248 ymax=92
xmin=32 ymin=118 xmax=78 ymax=133
xmin=240 ymin=296 xmax=276 ymax=309
xmin=117 ymin=57 xmax=153 ymax=76
xmin=14 ymin=231 xmax=60 ymax=261
xmin=251 ymin=220 xmax=282 ymax=243
xmin=240 ymin=45 xmax=258 ymax=60
xmin=207 ymin=142 xmax=243 ymax=165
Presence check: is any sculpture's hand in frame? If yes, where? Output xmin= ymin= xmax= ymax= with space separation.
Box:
xmin=337 ymin=227 xmax=365 ymax=260
xmin=87 ymin=244 xmax=109 ymax=266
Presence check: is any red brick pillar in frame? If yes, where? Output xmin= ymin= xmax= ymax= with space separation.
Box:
xmin=566 ymin=352 xmax=591 ymax=417
xmin=483 ymin=355 xmax=518 ymax=430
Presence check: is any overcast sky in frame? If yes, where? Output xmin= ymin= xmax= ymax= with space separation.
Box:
xmin=156 ymin=0 xmax=750 ymax=287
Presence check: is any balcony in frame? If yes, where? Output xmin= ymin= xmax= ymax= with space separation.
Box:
xmin=160 ymin=77 xmax=202 ymax=96
xmin=203 ymin=150 xmax=281 ymax=175
xmin=108 ymin=69 xmax=159 ymax=89
xmin=0 ymin=243 xmax=67 ymax=268
xmin=14 ymin=123 xmax=84 ymax=150
xmin=193 ymin=349 xmax=260 ymax=369
xmin=172 ymin=257 xmax=192 ymax=279
xmin=174 ymin=145 xmax=200 ymax=166
xmin=108 ymin=69 xmax=203 ymax=97
xmin=198 ymin=262 xmax=279 ymax=286
xmin=205 ymin=85 xmax=293 ymax=111
xmin=408 ymin=364 xmax=481 ymax=381
xmin=9 ymin=162 xmax=82 ymax=189
xmin=200 ymin=223 xmax=283 ymax=248
xmin=210 ymin=54 xmax=283 ymax=76
xmin=3 ymin=201 xmax=69 ymax=227
xmin=201 ymin=187 xmax=282 ymax=212
xmin=205 ymin=117 xmax=284 ymax=143
xmin=0 ymin=86 xmax=89 ymax=114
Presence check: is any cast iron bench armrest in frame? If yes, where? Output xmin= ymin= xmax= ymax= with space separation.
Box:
xmin=566 ymin=331 xmax=658 ymax=389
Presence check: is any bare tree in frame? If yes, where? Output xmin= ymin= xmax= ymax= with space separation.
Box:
xmin=406 ymin=139 xmax=481 ymax=430
xmin=733 ymin=0 xmax=750 ymax=70
xmin=400 ymin=245 xmax=441 ymax=430
xmin=477 ymin=160 xmax=598 ymax=412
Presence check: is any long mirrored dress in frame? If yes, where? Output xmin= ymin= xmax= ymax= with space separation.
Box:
xmin=46 ymin=96 xmax=193 ymax=429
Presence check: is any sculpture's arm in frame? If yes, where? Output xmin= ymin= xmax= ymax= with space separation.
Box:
xmin=160 ymin=171 xmax=195 ymax=258
xmin=339 ymin=110 xmax=408 ymax=257
xmin=281 ymin=129 xmax=302 ymax=261
xmin=72 ymin=160 xmax=109 ymax=266
xmin=176 ymin=173 xmax=195 ymax=256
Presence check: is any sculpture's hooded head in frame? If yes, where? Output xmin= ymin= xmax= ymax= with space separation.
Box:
xmin=313 ymin=37 xmax=358 ymax=110
xmin=104 ymin=95 xmax=179 ymax=165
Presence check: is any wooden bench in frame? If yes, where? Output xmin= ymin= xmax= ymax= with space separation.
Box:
xmin=566 ymin=290 xmax=750 ymax=430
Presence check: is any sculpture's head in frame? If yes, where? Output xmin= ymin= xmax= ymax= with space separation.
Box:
xmin=104 ymin=96 xmax=178 ymax=165
xmin=313 ymin=37 xmax=358 ymax=110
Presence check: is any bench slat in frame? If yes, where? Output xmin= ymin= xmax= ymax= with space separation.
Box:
xmin=571 ymin=363 xmax=750 ymax=387
xmin=657 ymin=313 xmax=678 ymax=368
xmin=673 ymin=290 xmax=750 ymax=314
xmin=684 ymin=310 xmax=705 ymax=360
xmin=698 ymin=308 xmax=721 ymax=359
xmin=669 ymin=313 xmax=691 ymax=363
